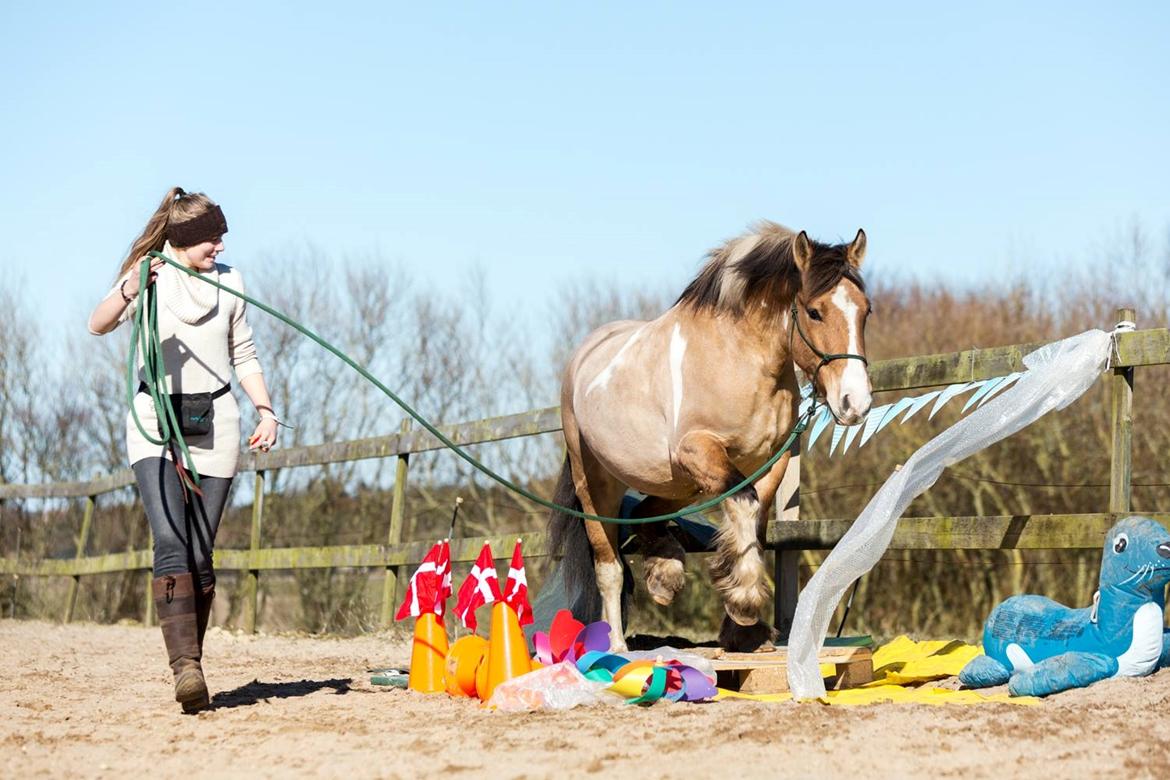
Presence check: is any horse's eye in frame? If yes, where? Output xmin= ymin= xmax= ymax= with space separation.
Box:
xmin=807 ymin=308 xmax=822 ymax=322
xmin=1113 ymin=533 xmax=1128 ymax=554
xmin=867 ymin=305 xmax=874 ymax=317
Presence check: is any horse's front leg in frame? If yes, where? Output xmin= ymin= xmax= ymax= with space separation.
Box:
xmin=675 ymin=432 xmax=771 ymax=631
xmin=630 ymin=496 xmax=691 ymax=606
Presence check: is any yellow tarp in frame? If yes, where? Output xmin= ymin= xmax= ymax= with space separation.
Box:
xmin=868 ymin=635 xmax=983 ymax=685
xmin=716 ymin=635 xmax=1038 ymax=706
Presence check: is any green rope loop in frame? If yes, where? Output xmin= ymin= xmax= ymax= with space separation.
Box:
xmin=143 ymin=251 xmax=812 ymax=524
xmin=127 ymin=258 xmax=201 ymax=485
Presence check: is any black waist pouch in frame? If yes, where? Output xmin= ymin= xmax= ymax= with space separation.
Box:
xmin=139 ymin=383 xmax=229 ymax=437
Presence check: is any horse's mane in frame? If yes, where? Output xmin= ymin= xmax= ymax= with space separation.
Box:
xmin=675 ymin=220 xmax=865 ymax=314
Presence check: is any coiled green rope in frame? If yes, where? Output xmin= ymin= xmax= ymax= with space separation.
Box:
xmin=128 ymin=257 xmax=202 ymax=488
xmin=141 ymin=250 xmax=813 ymax=524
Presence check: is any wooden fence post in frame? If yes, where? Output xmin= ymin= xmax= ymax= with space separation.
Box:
xmin=381 ymin=419 xmax=411 ymax=627
xmin=774 ymin=442 xmax=801 ymax=641
xmin=244 ymin=469 xmax=266 ymax=634
xmin=1109 ymin=307 xmax=1135 ymax=515
xmin=62 ymin=495 xmax=96 ymax=624
xmin=143 ymin=528 xmax=155 ymax=626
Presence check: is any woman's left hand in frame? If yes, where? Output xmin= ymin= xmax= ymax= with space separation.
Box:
xmin=249 ymin=418 xmax=279 ymax=452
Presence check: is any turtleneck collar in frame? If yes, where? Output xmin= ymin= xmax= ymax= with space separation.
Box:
xmin=156 ymin=241 xmax=220 ymax=324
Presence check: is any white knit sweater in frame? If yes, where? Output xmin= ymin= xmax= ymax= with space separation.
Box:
xmin=108 ymin=243 xmax=264 ymax=477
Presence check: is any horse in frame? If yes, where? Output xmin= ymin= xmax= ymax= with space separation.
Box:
xmin=548 ymin=220 xmax=873 ymax=651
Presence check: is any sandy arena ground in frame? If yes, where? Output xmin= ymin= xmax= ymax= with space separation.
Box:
xmin=2 ymin=619 xmax=1167 ymax=779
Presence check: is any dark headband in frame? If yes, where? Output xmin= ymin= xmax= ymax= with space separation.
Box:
xmin=167 ymin=204 xmax=229 ymax=247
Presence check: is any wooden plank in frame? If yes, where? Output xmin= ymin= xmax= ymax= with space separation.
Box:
xmin=239 ymin=407 xmax=562 ymax=472
xmin=6 ymin=510 xmax=1156 ymax=579
xmin=0 ymin=549 xmax=153 ymax=577
xmin=1109 ymin=309 xmax=1135 ymax=514
xmin=702 ymin=645 xmax=871 ymax=666
xmin=868 ymin=341 xmax=1046 ymax=392
xmin=0 ymin=409 xmax=561 ymax=499
xmin=0 ymin=471 xmax=135 ymax=500
xmin=62 ymin=495 xmax=95 ymax=624
xmin=696 ymin=645 xmax=874 ymax=694
xmin=1113 ymin=328 xmax=1170 ymax=369
xmin=0 ymin=532 xmax=549 ymax=578
xmin=866 ymin=329 xmax=1169 ymax=393
xmin=765 ymin=513 xmax=1166 ymax=550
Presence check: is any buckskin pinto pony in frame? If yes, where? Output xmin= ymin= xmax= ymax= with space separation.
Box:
xmin=549 ymin=221 xmax=873 ymax=651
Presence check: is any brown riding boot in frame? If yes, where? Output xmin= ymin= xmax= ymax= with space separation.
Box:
xmin=196 ymin=583 xmax=215 ymax=651
xmin=153 ymin=573 xmax=209 ymax=713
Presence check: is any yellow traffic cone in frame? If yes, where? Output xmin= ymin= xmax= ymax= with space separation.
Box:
xmin=408 ymin=612 xmax=449 ymax=693
xmin=482 ymin=601 xmax=531 ymax=701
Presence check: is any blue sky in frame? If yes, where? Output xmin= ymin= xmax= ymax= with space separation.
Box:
xmin=2 ymin=2 xmax=1167 ymax=348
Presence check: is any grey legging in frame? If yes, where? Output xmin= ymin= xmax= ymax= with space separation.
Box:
xmin=133 ymin=457 xmax=233 ymax=592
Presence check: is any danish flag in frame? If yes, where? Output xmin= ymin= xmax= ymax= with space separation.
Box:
xmin=394 ymin=541 xmax=446 ymax=620
xmin=437 ymin=538 xmax=452 ymax=607
xmin=454 ymin=542 xmax=502 ymax=632
xmin=503 ymin=539 xmax=533 ymax=626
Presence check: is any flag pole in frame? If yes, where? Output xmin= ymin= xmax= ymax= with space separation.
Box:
xmin=448 ymin=496 xmax=463 ymax=540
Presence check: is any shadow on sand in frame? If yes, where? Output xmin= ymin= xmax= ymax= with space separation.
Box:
xmin=208 ymin=677 xmax=352 ymax=710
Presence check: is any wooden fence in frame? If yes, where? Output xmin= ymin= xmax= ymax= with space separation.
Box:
xmin=2 ymin=308 xmax=1167 ymax=636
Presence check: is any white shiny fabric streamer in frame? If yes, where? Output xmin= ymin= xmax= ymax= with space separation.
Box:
xmin=787 ymin=329 xmax=1113 ymax=699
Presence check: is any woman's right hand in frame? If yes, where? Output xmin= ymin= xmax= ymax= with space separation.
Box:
xmin=123 ymin=255 xmax=165 ymax=297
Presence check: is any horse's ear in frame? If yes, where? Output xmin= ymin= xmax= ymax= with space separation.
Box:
xmin=793 ymin=230 xmax=813 ymax=272
xmin=847 ymin=228 xmax=867 ymax=268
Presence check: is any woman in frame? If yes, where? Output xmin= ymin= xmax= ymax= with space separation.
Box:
xmin=89 ymin=187 xmax=280 ymax=712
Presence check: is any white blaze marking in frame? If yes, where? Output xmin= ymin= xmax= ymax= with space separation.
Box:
xmin=670 ymin=323 xmax=687 ymax=430
xmin=830 ymin=283 xmax=870 ymax=408
xmin=586 ymin=326 xmax=645 ymax=396
xmin=1005 ymin=643 xmax=1034 ymax=671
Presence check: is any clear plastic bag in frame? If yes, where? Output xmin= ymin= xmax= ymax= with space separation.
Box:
xmin=787 ymin=329 xmax=1113 ymax=699
xmin=486 ymin=662 xmax=614 ymax=712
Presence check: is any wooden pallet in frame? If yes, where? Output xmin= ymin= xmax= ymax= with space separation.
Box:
xmin=690 ymin=643 xmax=874 ymax=694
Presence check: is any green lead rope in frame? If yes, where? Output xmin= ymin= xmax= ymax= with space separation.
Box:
xmin=128 ymin=258 xmax=203 ymax=490
xmin=142 ymin=250 xmax=814 ymax=525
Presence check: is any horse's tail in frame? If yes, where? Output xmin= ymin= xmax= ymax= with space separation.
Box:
xmin=548 ymin=455 xmax=601 ymax=621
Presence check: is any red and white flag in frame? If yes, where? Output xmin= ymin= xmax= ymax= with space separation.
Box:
xmin=502 ymin=538 xmax=533 ymax=626
xmin=437 ymin=539 xmax=453 ymax=611
xmin=394 ymin=541 xmax=445 ymax=621
xmin=454 ymin=542 xmax=501 ymax=632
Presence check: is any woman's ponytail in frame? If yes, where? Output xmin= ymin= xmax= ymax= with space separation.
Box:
xmin=117 ymin=187 xmax=184 ymax=279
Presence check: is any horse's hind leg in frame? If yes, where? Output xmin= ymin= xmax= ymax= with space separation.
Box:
xmin=675 ymin=432 xmax=770 ymax=630
xmin=631 ymin=499 xmax=690 ymax=606
xmin=568 ymin=449 xmax=628 ymax=652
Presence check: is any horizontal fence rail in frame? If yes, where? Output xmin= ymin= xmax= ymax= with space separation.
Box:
xmin=2 ymin=318 xmax=1165 ymax=633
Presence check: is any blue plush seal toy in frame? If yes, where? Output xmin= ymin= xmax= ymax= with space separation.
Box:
xmin=960 ymin=515 xmax=1170 ymax=697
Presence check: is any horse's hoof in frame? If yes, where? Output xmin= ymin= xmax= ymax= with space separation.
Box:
xmin=722 ymin=594 xmax=766 ymax=627
xmin=644 ymin=556 xmax=686 ymax=605
xmin=719 ymin=616 xmax=776 ymax=652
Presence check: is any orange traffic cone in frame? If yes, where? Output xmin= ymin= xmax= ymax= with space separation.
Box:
xmin=446 ymin=634 xmax=488 ymax=697
xmin=481 ymin=601 xmax=531 ymax=701
xmin=408 ymin=612 xmax=449 ymax=693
